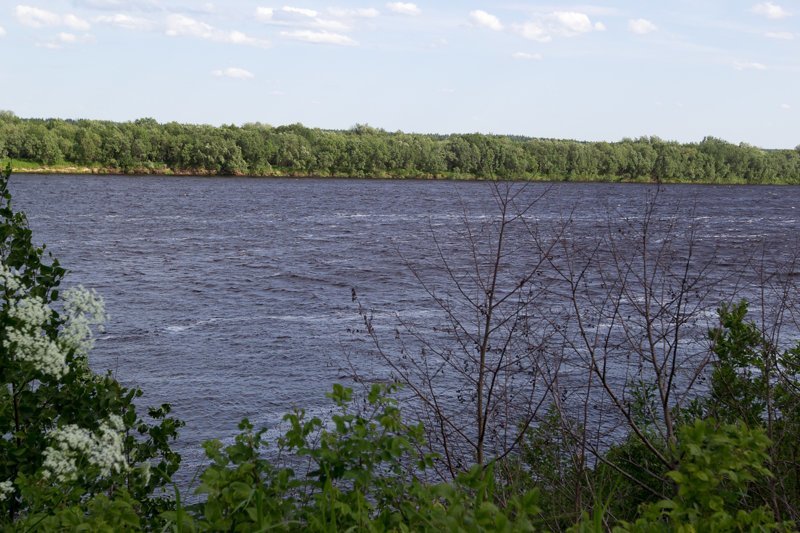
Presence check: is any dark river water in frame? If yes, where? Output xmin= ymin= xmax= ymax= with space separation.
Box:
xmin=10 ymin=175 xmax=800 ymax=475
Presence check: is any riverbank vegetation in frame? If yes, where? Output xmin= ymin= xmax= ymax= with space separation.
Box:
xmin=1 ymin=112 xmax=800 ymax=183
xmin=1 ymin=164 xmax=799 ymax=530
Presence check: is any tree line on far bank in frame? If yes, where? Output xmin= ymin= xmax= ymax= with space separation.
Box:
xmin=1 ymin=111 xmax=799 ymax=183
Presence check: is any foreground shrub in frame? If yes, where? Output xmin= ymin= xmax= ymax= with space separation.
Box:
xmin=164 ymin=383 xmax=543 ymax=532
xmin=615 ymin=419 xmax=789 ymax=531
xmin=0 ymin=164 xmax=181 ymax=529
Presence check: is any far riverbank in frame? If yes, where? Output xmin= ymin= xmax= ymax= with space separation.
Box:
xmin=3 ymin=116 xmax=799 ymax=185
xmin=3 ymin=160 xmax=781 ymax=185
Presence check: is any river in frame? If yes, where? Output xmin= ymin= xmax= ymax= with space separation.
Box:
xmin=10 ymin=175 xmax=800 ymax=474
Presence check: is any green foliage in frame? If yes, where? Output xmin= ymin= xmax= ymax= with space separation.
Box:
xmin=188 ymin=381 xmax=431 ymax=531
xmin=701 ymin=300 xmax=800 ymax=521
xmin=162 ymin=419 xmax=295 ymax=531
xmin=0 ymin=164 xmax=181 ymax=528
xmin=584 ymin=380 xmax=676 ymax=523
xmin=171 ymin=385 xmax=793 ymax=532
xmin=15 ymin=491 xmax=143 ymax=531
xmin=589 ymin=431 xmax=670 ymax=524
xmin=705 ymin=301 xmax=800 ymax=426
xmin=1 ymin=114 xmax=799 ymax=182
xmin=505 ymin=405 xmax=588 ymax=530
xmin=161 ymin=383 xmax=543 ymax=532
xmin=616 ymin=419 xmax=788 ymax=532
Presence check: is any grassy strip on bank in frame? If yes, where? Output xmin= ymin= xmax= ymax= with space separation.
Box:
xmin=0 ymin=158 xmax=757 ymax=184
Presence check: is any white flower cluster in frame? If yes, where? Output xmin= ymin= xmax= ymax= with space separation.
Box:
xmin=41 ymin=416 xmax=127 ymax=483
xmin=3 ymin=295 xmax=67 ymax=378
xmin=7 ymin=294 xmax=50 ymax=326
xmin=1 ymin=259 xmax=108 ymax=378
xmin=61 ymin=286 xmax=107 ymax=357
xmin=0 ymin=263 xmax=21 ymax=292
xmin=0 ymin=480 xmax=13 ymax=501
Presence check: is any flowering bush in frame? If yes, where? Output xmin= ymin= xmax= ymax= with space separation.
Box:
xmin=0 ymin=164 xmax=181 ymax=528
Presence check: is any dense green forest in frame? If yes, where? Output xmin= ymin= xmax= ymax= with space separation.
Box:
xmin=1 ymin=111 xmax=799 ymax=183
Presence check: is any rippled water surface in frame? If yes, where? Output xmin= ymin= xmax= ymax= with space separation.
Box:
xmin=10 ymin=175 xmax=800 ymax=471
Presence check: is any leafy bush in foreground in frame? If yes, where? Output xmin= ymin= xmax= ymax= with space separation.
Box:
xmin=0 ymin=164 xmax=181 ymax=530
xmin=165 ymin=383 xmax=543 ymax=532
xmin=615 ymin=419 xmax=787 ymax=532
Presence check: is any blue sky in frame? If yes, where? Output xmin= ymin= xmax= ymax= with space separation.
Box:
xmin=1 ymin=1 xmax=797 ymax=147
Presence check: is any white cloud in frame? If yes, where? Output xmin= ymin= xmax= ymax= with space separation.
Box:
xmin=517 ymin=22 xmax=551 ymax=42
xmin=386 ymin=2 xmax=420 ymax=16
xmin=470 ymin=10 xmax=503 ymax=31
xmin=166 ymin=14 xmax=269 ymax=47
xmin=165 ymin=14 xmax=214 ymax=37
xmin=628 ymin=18 xmax=657 ymax=34
xmin=765 ymin=31 xmax=794 ymax=39
xmin=553 ymin=12 xmax=594 ymax=34
xmin=752 ymin=2 xmax=791 ymax=19
xmin=280 ymin=29 xmax=357 ymax=45
xmin=0 ymin=26 xmax=5 ymax=37
xmin=212 ymin=67 xmax=254 ymax=79
xmin=64 ymin=14 xmax=91 ymax=30
xmin=256 ymin=6 xmax=354 ymax=32
xmin=781 ymin=103 xmax=791 ymax=109
xmin=57 ymin=32 xmax=78 ymax=43
xmin=74 ymin=0 xmax=161 ymax=9
xmin=16 ymin=5 xmax=91 ymax=30
xmin=327 ymin=8 xmax=379 ymax=18
xmin=76 ymin=0 xmax=127 ymax=7
xmin=512 ymin=51 xmax=542 ymax=60
xmin=282 ymin=6 xmax=318 ymax=18
xmin=734 ymin=61 xmax=767 ymax=70
xmin=94 ymin=13 xmax=154 ymax=30
xmin=255 ymin=7 xmax=274 ymax=21
xmin=37 ymin=31 xmax=94 ymax=49
xmin=16 ymin=5 xmax=61 ymax=27
xmin=515 ymin=11 xmax=602 ymax=42
xmin=229 ymin=30 xmax=263 ymax=45
xmin=310 ymin=18 xmax=350 ymax=31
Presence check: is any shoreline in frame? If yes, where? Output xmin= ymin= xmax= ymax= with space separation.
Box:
xmin=7 ymin=165 xmax=775 ymax=186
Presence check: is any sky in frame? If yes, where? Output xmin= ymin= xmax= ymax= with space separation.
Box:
xmin=0 ymin=1 xmax=798 ymax=148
